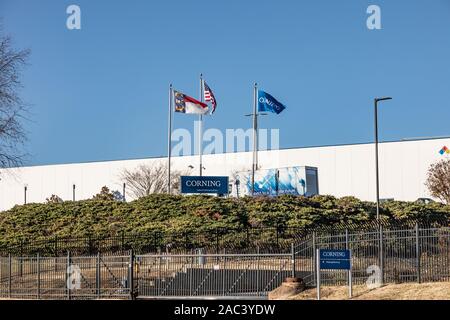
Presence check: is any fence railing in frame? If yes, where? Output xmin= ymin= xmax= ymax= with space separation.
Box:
xmin=0 ymin=253 xmax=132 ymax=300
xmin=0 ymin=224 xmax=449 ymax=299
xmin=293 ymin=225 xmax=450 ymax=287
xmin=0 ymin=227 xmax=300 ymax=257
xmin=2 ymin=218 xmax=447 ymax=257
xmin=135 ymin=252 xmax=294 ymax=298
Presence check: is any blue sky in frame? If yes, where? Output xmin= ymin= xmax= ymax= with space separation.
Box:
xmin=1 ymin=0 xmax=450 ymax=165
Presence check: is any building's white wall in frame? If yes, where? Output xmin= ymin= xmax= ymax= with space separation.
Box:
xmin=1 ymin=137 xmax=449 ymax=211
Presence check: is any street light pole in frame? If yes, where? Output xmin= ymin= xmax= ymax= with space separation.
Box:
xmin=374 ymin=97 xmax=392 ymax=220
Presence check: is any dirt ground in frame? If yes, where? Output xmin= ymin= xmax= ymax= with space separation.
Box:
xmin=291 ymin=282 xmax=450 ymax=300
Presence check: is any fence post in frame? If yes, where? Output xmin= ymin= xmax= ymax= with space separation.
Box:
xmin=189 ymin=248 xmax=193 ymax=296
xmin=415 ymin=223 xmax=421 ymax=284
xmin=96 ymin=252 xmax=101 ymax=299
xmin=8 ymin=254 xmax=11 ymax=298
xmin=379 ymin=225 xmax=384 ymax=285
xmin=19 ymin=239 xmax=23 ymax=277
xmin=256 ymin=246 xmax=260 ymax=296
xmin=66 ymin=251 xmax=71 ymax=300
xmin=345 ymin=229 xmax=352 ymax=298
xmin=312 ymin=231 xmax=317 ymax=286
xmin=345 ymin=229 xmax=349 ymax=287
xmin=37 ymin=253 xmax=40 ymax=300
xmin=291 ymin=242 xmax=296 ymax=278
xmin=222 ymin=249 xmax=226 ymax=297
xmin=129 ymin=249 xmax=134 ymax=300
xmin=54 ymin=236 xmax=58 ymax=272
xmin=316 ymin=248 xmax=321 ymax=300
xmin=158 ymin=247 xmax=162 ymax=295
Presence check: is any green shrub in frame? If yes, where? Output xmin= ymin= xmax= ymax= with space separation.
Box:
xmin=0 ymin=194 xmax=448 ymax=246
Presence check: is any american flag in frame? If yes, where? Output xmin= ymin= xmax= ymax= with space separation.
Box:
xmin=203 ymin=82 xmax=217 ymax=114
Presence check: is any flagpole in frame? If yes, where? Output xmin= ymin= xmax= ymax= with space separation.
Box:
xmin=251 ymin=82 xmax=258 ymax=196
xmin=167 ymin=84 xmax=173 ymax=194
xmin=199 ymin=73 xmax=204 ymax=177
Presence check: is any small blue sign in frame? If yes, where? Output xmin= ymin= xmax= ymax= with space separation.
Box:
xmin=319 ymin=249 xmax=351 ymax=270
xmin=181 ymin=176 xmax=229 ymax=194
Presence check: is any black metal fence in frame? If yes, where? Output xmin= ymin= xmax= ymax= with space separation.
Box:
xmin=293 ymin=224 xmax=450 ymax=288
xmin=0 ymin=223 xmax=449 ymax=299
xmin=0 ymin=252 xmax=132 ymax=300
xmin=135 ymin=252 xmax=293 ymax=298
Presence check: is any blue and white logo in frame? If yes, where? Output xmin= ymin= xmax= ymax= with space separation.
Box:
xmin=181 ymin=176 xmax=229 ymax=194
xmin=257 ymin=90 xmax=286 ymax=114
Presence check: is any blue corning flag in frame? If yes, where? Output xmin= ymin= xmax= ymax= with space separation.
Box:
xmin=257 ymin=90 xmax=286 ymax=114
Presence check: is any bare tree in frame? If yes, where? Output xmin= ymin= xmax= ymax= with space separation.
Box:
xmin=92 ymin=186 xmax=124 ymax=201
xmin=228 ymin=167 xmax=248 ymax=197
xmin=120 ymin=162 xmax=190 ymax=199
xmin=0 ymin=28 xmax=30 ymax=168
xmin=425 ymin=158 xmax=450 ymax=204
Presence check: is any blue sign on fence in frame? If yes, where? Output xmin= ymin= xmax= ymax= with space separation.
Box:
xmin=319 ymin=249 xmax=351 ymax=270
xmin=181 ymin=176 xmax=229 ymax=194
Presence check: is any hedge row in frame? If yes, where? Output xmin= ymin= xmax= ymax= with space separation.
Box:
xmin=0 ymin=194 xmax=449 ymax=246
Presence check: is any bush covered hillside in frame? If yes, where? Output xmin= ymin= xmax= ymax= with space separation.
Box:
xmin=0 ymin=194 xmax=449 ymax=246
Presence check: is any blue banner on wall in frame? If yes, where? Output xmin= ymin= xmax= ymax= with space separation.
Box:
xmin=245 ymin=167 xmax=308 ymax=196
xmin=181 ymin=176 xmax=229 ymax=194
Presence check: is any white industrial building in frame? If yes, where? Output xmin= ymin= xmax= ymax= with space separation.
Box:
xmin=0 ymin=136 xmax=449 ymax=211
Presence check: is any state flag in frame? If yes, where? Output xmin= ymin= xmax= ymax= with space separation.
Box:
xmin=174 ymin=90 xmax=209 ymax=114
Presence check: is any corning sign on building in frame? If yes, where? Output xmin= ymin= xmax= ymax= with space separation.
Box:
xmin=181 ymin=176 xmax=229 ymax=194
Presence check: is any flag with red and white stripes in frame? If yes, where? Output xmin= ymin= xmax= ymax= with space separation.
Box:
xmin=203 ymin=82 xmax=217 ymax=114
